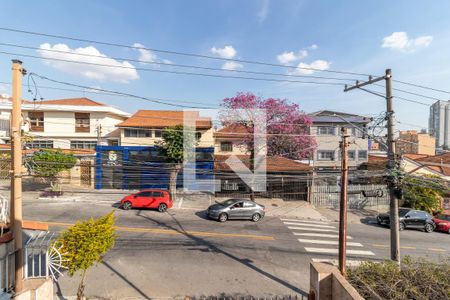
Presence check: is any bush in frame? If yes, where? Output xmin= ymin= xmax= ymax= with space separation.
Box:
xmin=347 ymin=256 xmax=450 ymax=299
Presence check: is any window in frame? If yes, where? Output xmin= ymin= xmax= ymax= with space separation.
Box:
xmin=243 ymin=201 xmax=256 ymax=208
xmin=348 ymin=150 xmax=356 ymax=160
xmin=358 ymin=150 xmax=368 ymax=160
xmin=220 ymin=141 xmax=233 ymax=152
xmin=70 ymin=140 xmax=97 ymax=149
xmin=152 ymin=191 xmax=163 ymax=197
xmin=136 ymin=191 xmax=152 ymax=197
xmin=195 ymin=132 xmax=202 ymax=140
xmin=28 ymin=112 xmax=44 ymax=132
xmin=124 ymin=129 xmax=151 ymax=137
xmin=154 ymin=129 xmax=162 ymax=138
xmin=317 ymin=150 xmax=335 ymax=161
xmin=107 ymin=139 xmax=119 ymax=146
xmin=26 ymin=140 xmax=53 ymax=149
xmin=75 ymin=113 xmax=90 ymax=133
xmin=317 ymin=126 xmax=335 ymax=135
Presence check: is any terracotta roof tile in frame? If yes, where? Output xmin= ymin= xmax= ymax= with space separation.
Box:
xmin=214 ymin=124 xmax=250 ymax=139
xmin=30 ymin=98 xmax=106 ymax=106
xmin=215 ymin=155 xmax=312 ymax=172
xmin=117 ymin=110 xmax=212 ymax=129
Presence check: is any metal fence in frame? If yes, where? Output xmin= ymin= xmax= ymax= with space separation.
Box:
xmin=310 ymin=184 xmax=389 ymax=209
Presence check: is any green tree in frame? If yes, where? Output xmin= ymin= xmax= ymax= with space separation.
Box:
xmin=29 ymin=150 xmax=77 ymax=189
xmin=157 ymin=124 xmax=197 ymax=200
xmin=54 ymin=212 xmax=116 ymax=300
xmin=402 ymin=175 xmax=446 ymax=214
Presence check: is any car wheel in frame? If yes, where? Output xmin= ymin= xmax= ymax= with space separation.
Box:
xmin=122 ymin=201 xmax=132 ymax=210
xmin=399 ymin=222 xmax=405 ymax=231
xmin=158 ymin=203 xmax=168 ymax=213
xmin=218 ymin=213 xmax=228 ymax=222
xmin=424 ymin=223 xmax=434 ymax=233
xmin=251 ymin=213 xmax=261 ymax=222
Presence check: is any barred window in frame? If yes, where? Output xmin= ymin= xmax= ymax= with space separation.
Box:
xmin=317 ymin=126 xmax=335 ymax=135
xmin=220 ymin=142 xmax=233 ymax=152
xmin=317 ymin=150 xmax=334 ymax=161
xmin=28 ymin=112 xmax=44 ymax=132
xmin=70 ymin=140 xmax=97 ymax=149
xmin=27 ymin=140 xmax=53 ymax=149
xmin=75 ymin=113 xmax=90 ymax=133
xmin=124 ymin=129 xmax=152 ymax=137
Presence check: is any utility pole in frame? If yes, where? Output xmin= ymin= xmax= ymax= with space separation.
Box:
xmin=338 ymin=127 xmax=349 ymax=276
xmin=385 ymin=69 xmax=400 ymax=263
xmin=11 ymin=59 xmax=25 ymax=292
xmin=96 ymin=124 xmax=102 ymax=145
xmin=343 ymin=69 xmax=400 ymax=263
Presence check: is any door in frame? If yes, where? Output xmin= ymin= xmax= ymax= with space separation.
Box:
xmin=149 ymin=191 xmax=163 ymax=208
xmin=403 ymin=211 xmax=417 ymax=228
xmin=80 ymin=161 xmax=92 ymax=186
xmin=134 ymin=191 xmax=153 ymax=207
xmin=228 ymin=202 xmax=244 ymax=219
xmin=416 ymin=211 xmax=428 ymax=227
xmin=242 ymin=201 xmax=257 ymax=219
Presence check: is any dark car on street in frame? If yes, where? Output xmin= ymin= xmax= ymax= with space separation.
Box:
xmin=207 ymin=198 xmax=265 ymax=222
xmin=433 ymin=213 xmax=450 ymax=234
xmin=377 ymin=208 xmax=435 ymax=233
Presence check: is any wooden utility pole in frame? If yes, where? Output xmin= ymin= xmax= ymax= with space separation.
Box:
xmin=11 ymin=59 xmax=25 ymax=292
xmin=338 ymin=127 xmax=349 ymax=276
xmin=343 ymin=69 xmax=400 ymax=264
xmin=385 ymin=69 xmax=400 ymax=263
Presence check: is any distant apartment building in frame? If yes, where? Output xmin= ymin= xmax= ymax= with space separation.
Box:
xmin=429 ymin=100 xmax=450 ymax=150
xmin=116 ymin=110 xmax=214 ymax=147
xmin=0 ymin=97 xmax=129 ymax=149
xmin=396 ymin=130 xmax=435 ymax=155
xmin=309 ymin=110 xmax=371 ymax=171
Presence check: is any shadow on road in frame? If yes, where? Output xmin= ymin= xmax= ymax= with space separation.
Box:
xmin=135 ymin=209 xmax=308 ymax=297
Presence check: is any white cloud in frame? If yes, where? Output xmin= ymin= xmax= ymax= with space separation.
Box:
xmin=132 ymin=43 xmax=157 ymax=64
xmin=309 ymin=44 xmax=318 ymax=50
xmin=257 ymin=0 xmax=270 ymax=22
xmin=382 ymin=32 xmax=433 ymax=52
xmin=162 ymin=59 xmax=173 ymax=64
xmin=294 ymin=60 xmax=331 ymax=75
xmin=277 ymin=49 xmax=308 ymax=65
xmin=222 ymin=61 xmax=243 ymax=71
xmin=38 ymin=43 xmax=139 ymax=83
xmin=210 ymin=45 xmax=237 ymax=59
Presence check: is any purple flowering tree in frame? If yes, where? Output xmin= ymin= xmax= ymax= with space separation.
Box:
xmin=220 ymin=92 xmax=316 ymax=199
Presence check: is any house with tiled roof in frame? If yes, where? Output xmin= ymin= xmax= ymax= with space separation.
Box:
xmin=116 ymin=110 xmax=214 ymax=147
xmin=402 ymin=152 xmax=450 ymax=180
xmin=0 ymin=96 xmax=130 ymax=150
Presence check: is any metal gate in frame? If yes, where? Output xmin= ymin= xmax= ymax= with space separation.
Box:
xmin=80 ymin=161 xmax=92 ymax=186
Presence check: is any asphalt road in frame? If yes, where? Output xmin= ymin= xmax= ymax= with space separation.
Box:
xmin=22 ymin=199 xmax=450 ymax=299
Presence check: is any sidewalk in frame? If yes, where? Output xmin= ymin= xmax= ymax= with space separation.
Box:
xmin=315 ymin=207 xmax=381 ymax=224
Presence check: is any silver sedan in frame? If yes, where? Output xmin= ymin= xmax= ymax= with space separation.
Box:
xmin=206 ymin=199 xmax=265 ymax=222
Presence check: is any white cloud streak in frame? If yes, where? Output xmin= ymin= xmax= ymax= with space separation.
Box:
xmin=257 ymin=0 xmax=270 ymax=22
xmin=38 ymin=43 xmax=139 ymax=83
xmin=382 ymin=32 xmax=433 ymax=52
xmin=132 ymin=43 xmax=157 ymax=64
xmin=292 ymin=60 xmax=331 ymax=75
xmin=210 ymin=45 xmax=237 ymax=59
xmin=222 ymin=61 xmax=243 ymax=71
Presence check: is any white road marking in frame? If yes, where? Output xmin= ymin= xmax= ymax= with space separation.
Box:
xmin=288 ymin=226 xmax=338 ymax=233
xmin=312 ymin=258 xmax=365 ymax=267
xmin=305 ymin=247 xmax=375 ymax=256
xmin=280 ymin=218 xmax=329 ymax=225
xmin=298 ymin=239 xmax=363 ymax=247
xmin=294 ymin=233 xmax=353 ymax=239
xmin=177 ymin=197 xmax=183 ymax=209
xmin=283 ymin=222 xmax=335 ymax=229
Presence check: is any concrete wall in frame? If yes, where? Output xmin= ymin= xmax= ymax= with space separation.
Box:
xmin=13 ymin=278 xmax=53 ymax=300
xmin=309 ymin=262 xmax=363 ymax=300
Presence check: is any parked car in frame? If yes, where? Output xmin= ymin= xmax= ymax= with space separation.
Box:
xmin=377 ymin=208 xmax=435 ymax=233
xmin=120 ymin=189 xmax=172 ymax=212
xmin=207 ymin=198 xmax=265 ymax=222
xmin=432 ymin=213 xmax=450 ymax=234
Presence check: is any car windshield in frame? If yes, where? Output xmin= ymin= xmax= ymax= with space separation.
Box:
xmin=399 ymin=209 xmax=410 ymax=217
xmin=436 ymin=214 xmax=450 ymax=221
xmin=219 ymin=199 xmax=239 ymax=206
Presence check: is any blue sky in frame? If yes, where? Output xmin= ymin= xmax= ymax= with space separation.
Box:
xmin=0 ymin=0 xmax=449 ymax=130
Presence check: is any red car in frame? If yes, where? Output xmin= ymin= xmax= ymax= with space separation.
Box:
xmin=433 ymin=214 xmax=450 ymax=234
xmin=120 ymin=190 xmax=172 ymax=212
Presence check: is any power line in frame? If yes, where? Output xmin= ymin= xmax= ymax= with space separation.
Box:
xmin=0 ymin=42 xmax=360 ymax=82
xmin=393 ymin=79 xmax=450 ymax=95
xmin=0 ymin=50 xmax=347 ymax=86
xmin=373 ymin=83 xmax=444 ymax=102
xmin=0 ymin=27 xmax=373 ymax=77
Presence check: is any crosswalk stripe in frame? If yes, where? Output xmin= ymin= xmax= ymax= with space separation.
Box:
xmin=311 ymin=258 xmax=365 ymax=267
xmin=288 ymin=226 xmax=338 ymax=233
xmin=280 ymin=218 xmax=329 ymax=225
xmin=294 ymin=233 xmax=353 ymax=239
xmin=298 ymin=239 xmax=363 ymax=247
xmin=283 ymin=222 xmax=335 ymax=228
xmin=305 ymin=247 xmax=375 ymax=256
